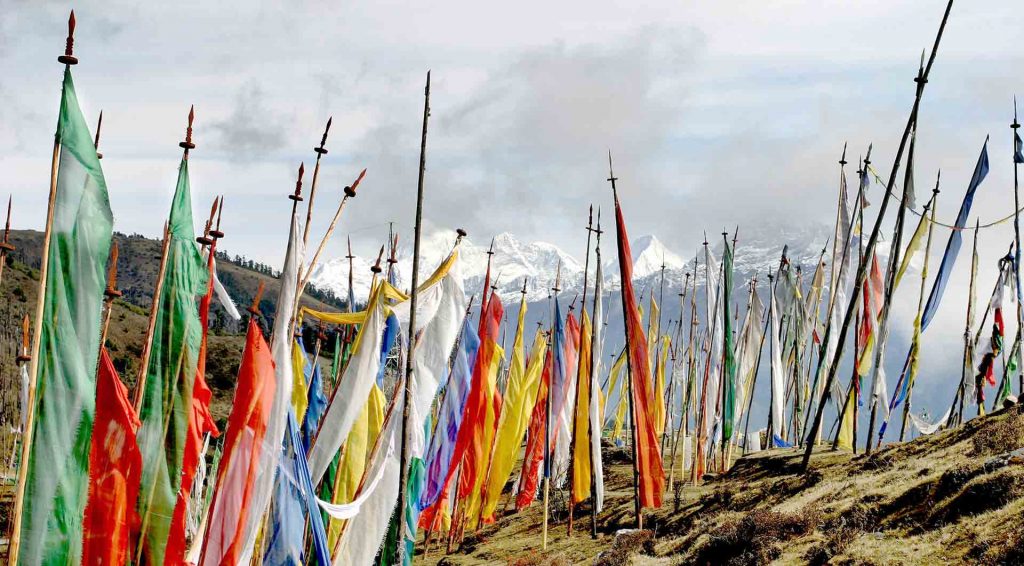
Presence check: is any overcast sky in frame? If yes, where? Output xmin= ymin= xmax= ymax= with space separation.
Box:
xmin=3 ymin=1 xmax=1024 ymax=416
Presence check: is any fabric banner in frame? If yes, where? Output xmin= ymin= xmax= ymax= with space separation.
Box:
xmin=921 ymin=140 xmax=990 ymax=330
xmin=200 ymin=319 xmax=277 ymax=566
xmin=417 ymin=321 xmax=480 ymax=523
xmin=482 ymin=302 xmax=546 ymax=522
xmin=238 ymin=211 xmax=304 ymax=564
xmin=333 ymin=252 xmax=466 ymax=565
xmin=515 ymin=349 xmax=552 ymax=510
xmin=612 ymin=196 xmax=664 ymax=508
xmin=588 ymin=272 xmax=606 ymax=512
xmin=135 ymin=154 xmax=208 ymax=565
xmin=81 ymin=349 xmax=142 ymax=566
xmin=263 ymin=411 xmax=331 ymax=566
xmin=571 ymin=310 xmax=594 ymax=504
xmin=17 ymin=67 xmax=114 ymax=565
xmin=166 ymin=247 xmax=221 ymax=566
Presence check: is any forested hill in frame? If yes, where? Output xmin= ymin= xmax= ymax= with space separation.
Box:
xmin=0 ymin=229 xmax=347 ymax=426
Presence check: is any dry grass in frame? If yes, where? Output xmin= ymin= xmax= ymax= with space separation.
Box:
xmin=419 ymin=406 xmax=1024 ymax=565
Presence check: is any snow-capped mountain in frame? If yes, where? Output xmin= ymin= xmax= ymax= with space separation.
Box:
xmin=308 ymin=221 xmax=833 ymax=309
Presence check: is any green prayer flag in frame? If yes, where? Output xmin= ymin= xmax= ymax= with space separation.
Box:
xmin=135 ymin=157 xmax=208 ymax=564
xmin=18 ymin=67 xmax=114 ymax=565
xmin=722 ymin=239 xmax=736 ymax=441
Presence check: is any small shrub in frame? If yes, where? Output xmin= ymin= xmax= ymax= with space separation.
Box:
xmin=593 ymin=529 xmax=655 ymax=566
xmin=693 ymin=507 xmax=822 ymax=566
xmin=971 ymin=411 xmax=1024 ymax=456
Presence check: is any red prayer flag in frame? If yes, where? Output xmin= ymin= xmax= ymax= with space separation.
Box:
xmin=613 ymin=196 xmax=665 ymax=508
xmin=437 ymin=295 xmax=503 ymax=502
xmin=199 ymin=319 xmax=277 ymax=566
xmin=515 ymin=349 xmax=551 ymax=510
xmin=82 ymin=348 xmax=142 ymax=566
xmin=166 ymin=256 xmax=222 ymax=565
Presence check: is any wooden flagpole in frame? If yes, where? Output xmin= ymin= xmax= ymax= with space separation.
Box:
xmin=802 ymin=0 xmax=954 ymax=472
xmin=567 ymin=206 xmax=594 ymax=536
xmin=100 ymin=242 xmax=123 ymax=346
xmin=9 ymin=12 xmax=79 ymax=561
xmin=741 ymin=276 xmax=769 ymax=454
xmin=298 ymin=168 xmax=366 ymax=299
xmin=607 ymin=152 xmax=643 ymax=529
xmin=865 ymin=121 xmax=919 ymax=454
xmin=1011 ymin=100 xmax=1019 ymax=393
xmin=896 ymin=178 xmax=940 ymax=442
xmin=302 ymin=118 xmax=332 ymax=248
xmin=0 ymin=196 xmax=16 ymax=289
xmin=801 ymin=146 xmax=851 ymax=443
xmin=587 ymin=210 xmax=603 ymax=539
xmin=395 ymin=70 xmax=431 ymax=565
xmin=666 ymin=272 xmax=690 ymax=494
xmin=542 ymin=260 xmax=561 ymax=548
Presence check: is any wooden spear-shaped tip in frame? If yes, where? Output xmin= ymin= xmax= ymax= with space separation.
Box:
xmin=58 ymin=10 xmax=78 ymax=65
xmin=105 ymin=242 xmax=122 ymax=300
xmin=289 ymin=163 xmax=305 ymax=202
xmin=839 ymin=141 xmax=848 ymax=165
xmin=315 ymin=116 xmax=332 ymax=154
xmin=94 ymin=111 xmax=104 ymax=159
xmin=211 ymin=195 xmax=225 ymax=238
xmin=197 ymin=198 xmax=217 ymax=245
xmin=487 ymin=236 xmax=495 ymax=256
xmin=0 ymin=196 xmax=14 ymax=253
xmin=17 ymin=314 xmax=31 ymax=363
xmin=346 ymin=235 xmax=355 ymax=259
xmin=180 ymin=105 xmax=197 ymax=150
xmin=248 ymin=281 xmax=266 ymax=316
xmin=388 ymin=233 xmax=399 ymax=264
xmin=370 ymin=244 xmax=385 ymax=273
xmin=344 ymin=168 xmax=368 ymax=198
xmin=521 ymin=277 xmax=528 ymax=294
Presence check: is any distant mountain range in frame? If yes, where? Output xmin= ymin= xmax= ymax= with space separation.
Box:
xmin=309 ymin=221 xmax=836 ymax=308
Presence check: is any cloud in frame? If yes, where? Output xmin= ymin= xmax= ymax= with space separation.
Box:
xmin=209 ymin=82 xmax=290 ymax=162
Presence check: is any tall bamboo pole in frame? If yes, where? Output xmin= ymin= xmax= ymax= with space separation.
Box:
xmin=0 ymin=197 xmax=16 ymax=289
xmin=586 ymin=211 xmax=603 ymax=539
xmin=896 ymin=180 xmax=940 ymax=442
xmin=1011 ymin=100 xmax=1019 ymax=393
xmin=866 ymin=123 xmax=918 ymax=454
xmin=606 ymin=152 xmax=643 ymax=528
xmin=802 ymin=0 xmax=954 ymax=472
xmin=9 ymin=12 xmax=80 ymax=562
xmin=395 ymin=70 xmax=431 ymax=565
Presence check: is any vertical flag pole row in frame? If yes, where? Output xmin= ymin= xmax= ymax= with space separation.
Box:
xmin=8 ymin=13 xmax=77 ymax=561
xmin=801 ymin=0 xmax=954 ymax=472
xmin=1011 ymin=101 xmax=1023 ymax=395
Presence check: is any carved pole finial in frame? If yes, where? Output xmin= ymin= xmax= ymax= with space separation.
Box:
xmin=370 ymin=244 xmax=385 ymax=274
xmin=315 ymin=116 xmax=332 ymax=155
xmin=16 ymin=314 xmax=31 ymax=364
xmin=289 ymin=163 xmax=305 ymax=202
xmin=180 ymin=105 xmax=196 ymax=150
xmin=94 ymin=111 xmax=103 ymax=159
xmin=248 ymin=281 xmax=266 ymax=317
xmin=211 ymin=196 xmax=225 ymax=239
xmin=344 ymin=168 xmax=367 ymax=198
xmin=104 ymin=241 xmax=122 ymax=300
xmin=58 ymin=11 xmax=78 ymax=65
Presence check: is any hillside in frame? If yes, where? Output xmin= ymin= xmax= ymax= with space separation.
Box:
xmin=0 ymin=230 xmax=346 ymax=426
xmin=422 ymin=405 xmax=1024 ymax=565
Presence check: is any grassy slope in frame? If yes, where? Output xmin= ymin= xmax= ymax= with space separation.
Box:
xmin=423 ymin=406 xmax=1024 ymax=565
